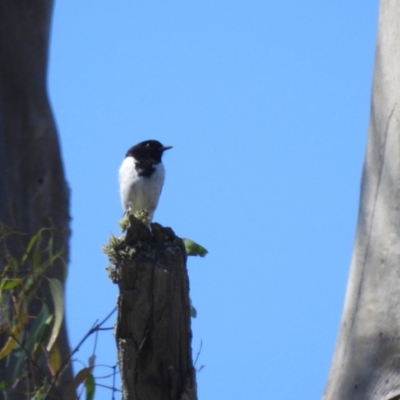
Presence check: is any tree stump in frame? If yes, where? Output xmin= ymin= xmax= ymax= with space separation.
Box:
xmin=107 ymin=216 xmax=197 ymax=400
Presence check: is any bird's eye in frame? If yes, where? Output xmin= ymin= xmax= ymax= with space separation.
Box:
xmin=146 ymin=143 xmax=150 ymax=147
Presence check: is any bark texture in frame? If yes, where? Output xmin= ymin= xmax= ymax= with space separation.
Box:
xmin=322 ymin=1 xmax=400 ymax=399
xmin=0 ymin=0 xmax=73 ymax=398
xmin=114 ymin=217 xmax=197 ymax=400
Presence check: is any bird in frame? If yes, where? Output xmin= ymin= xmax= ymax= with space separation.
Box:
xmin=119 ymin=139 xmax=172 ymax=223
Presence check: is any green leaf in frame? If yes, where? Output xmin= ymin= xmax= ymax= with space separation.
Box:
xmin=190 ymin=305 xmax=197 ymax=318
xmin=32 ymin=251 xmax=41 ymax=271
xmin=25 ymin=305 xmax=50 ymax=353
xmin=0 ymin=279 xmax=22 ymax=290
xmin=183 ymin=238 xmax=208 ymax=257
xmin=6 ymin=256 xmax=18 ymax=271
xmin=21 ymin=233 xmax=39 ymax=264
xmin=85 ymin=373 xmax=96 ymax=400
xmin=33 ymin=316 xmax=53 ymax=360
xmin=48 ymin=344 xmax=61 ymax=376
xmin=65 ymin=368 xmax=91 ymax=399
xmin=12 ymin=351 xmax=26 ymax=382
xmin=32 ymin=390 xmax=46 ymax=400
xmin=47 ymin=235 xmax=54 ymax=256
xmin=0 ymin=323 xmax=22 ymax=360
xmin=190 ymin=297 xmax=197 ymax=318
xmin=0 ymin=380 xmax=10 ymax=390
xmin=46 ymin=279 xmax=64 ymax=351
xmin=12 ymin=306 xmax=51 ymax=381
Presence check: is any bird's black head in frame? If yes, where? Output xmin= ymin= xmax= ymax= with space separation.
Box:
xmin=126 ymin=140 xmax=172 ymax=164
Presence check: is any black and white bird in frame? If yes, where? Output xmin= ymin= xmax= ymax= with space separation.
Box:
xmin=119 ymin=140 xmax=172 ymax=222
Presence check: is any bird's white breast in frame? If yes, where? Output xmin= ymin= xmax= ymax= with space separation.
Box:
xmin=118 ymin=157 xmax=165 ymax=220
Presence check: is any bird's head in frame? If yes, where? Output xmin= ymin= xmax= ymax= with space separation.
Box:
xmin=126 ymin=140 xmax=172 ymax=163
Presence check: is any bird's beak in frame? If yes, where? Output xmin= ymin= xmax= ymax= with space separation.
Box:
xmin=162 ymin=146 xmax=173 ymax=151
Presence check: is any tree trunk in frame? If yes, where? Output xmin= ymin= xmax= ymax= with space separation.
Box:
xmin=322 ymin=1 xmax=400 ymax=399
xmin=110 ymin=217 xmax=197 ymax=400
xmin=0 ymin=0 xmax=73 ymax=398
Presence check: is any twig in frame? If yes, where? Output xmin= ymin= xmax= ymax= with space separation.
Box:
xmin=94 ymin=369 xmax=120 ymax=380
xmin=194 ymin=340 xmax=202 ymax=367
xmin=112 ymin=364 xmax=117 ymax=400
xmin=92 ymin=326 xmax=99 ymax=355
xmin=96 ymin=382 xmax=121 ymax=392
xmin=10 ymin=333 xmax=63 ymax=399
xmin=53 ymin=307 xmax=117 ymax=387
xmin=93 ymin=364 xmax=120 ymax=380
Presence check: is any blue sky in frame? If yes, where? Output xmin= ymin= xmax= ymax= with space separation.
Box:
xmin=48 ymin=1 xmax=379 ymax=398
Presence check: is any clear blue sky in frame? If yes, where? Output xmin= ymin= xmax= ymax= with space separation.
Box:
xmin=48 ymin=1 xmax=379 ymax=398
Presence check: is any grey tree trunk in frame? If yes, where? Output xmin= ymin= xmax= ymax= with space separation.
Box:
xmin=0 ymin=0 xmax=73 ymax=398
xmin=109 ymin=217 xmax=197 ymax=400
xmin=322 ymin=1 xmax=400 ymax=399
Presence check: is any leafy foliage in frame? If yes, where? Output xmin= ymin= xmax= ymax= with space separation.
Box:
xmin=183 ymin=238 xmax=208 ymax=257
xmin=0 ymin=225 xmax=67 ymax=395
xmin=0 ymin=225 xmax=117 ymax=399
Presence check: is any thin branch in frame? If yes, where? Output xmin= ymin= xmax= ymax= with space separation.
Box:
xmin=53 ymin=307 xmax=117 ymax=386
xmin=112 ymin=363 xmax=117 ymax=400
xmin=92 ymin=326 xmax=99 ymax=355
xmin=96 ymin=382 xmax=121 ymax=392
xmin=194 ymin=340 xmax=202 ymax=367
xmin=93 ymin=363 xmax=120 ymax=370
xmin=55 ymin=307 xmax=117 ymax=378
xmin=10 ymin=333 xmax=63 ymax=399
xmin=94 ymin=369 xmax=121 ymax=380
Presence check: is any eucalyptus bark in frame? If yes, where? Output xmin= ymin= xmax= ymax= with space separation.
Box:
xmin=322 ymin=1 xmax=400 ymax=399
xmin=0 ymin=0 xmax=73 ymax=398
xmin=112 ymin=217 xmax=197 ymax=400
